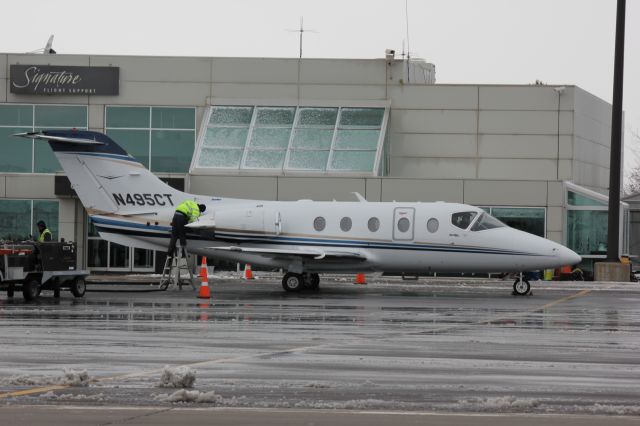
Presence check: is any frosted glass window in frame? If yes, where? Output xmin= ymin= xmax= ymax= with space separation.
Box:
xmin=340 ymin=108 xmax=384 ymax=127
xmin=211 ymin=107 xmax=253 ymax=125
xmin=204 ymin=127 xmax=249 ymax=148
xmin=334 ymin=129 xmax=380 ymax=150
xmin=255 ymin=107 xmax=295 ymax=126
xmin=249 ymin=128 xmax=291 ymax=149
xmin=298 ymin=108 xmax=337 ymax=126
xmin=198 ymin=148 xmax=243 ymax=168
xmin=245 ymin=150 xmax=286 ymax=169
xmin=291 ymin=128 xmax=333 ymax=150
xmin=330 ymin=151 xmax=376 ymax=171
xmin=193 ymin=105 xmax=387 ymax=173
xmin=288 ymin=150 xmax=329 ymax=170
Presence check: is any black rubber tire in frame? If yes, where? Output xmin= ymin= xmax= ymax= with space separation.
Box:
xmin=512 ymin=278 xmax=531 ymax=296
xmin=310 ymin=273 xmax=320 ymax=290
xmin=282 ymin=272 xmax=303 ymax=292
xmin=70 ymin=276 xmax=86 ymax=298
xmin=22 ymin=278 xmax=41 ymax=301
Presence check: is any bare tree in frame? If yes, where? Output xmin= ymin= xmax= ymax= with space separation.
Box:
xmin=624 ymin=128 xmax=640 ymax=196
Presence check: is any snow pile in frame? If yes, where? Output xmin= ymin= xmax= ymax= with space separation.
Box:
xmin=41 ymin=391 xmax=105 ymax=402
xmin=459 ymin=396 xmax=540 ymax=411
xmin=6 ymin=368 xmax=90 ymax=387
xmin=154 ymin=389 xmax=222 ymax=403
xmin=60 ymin=368 xmax=90 ymax=386
xmin=156 ymin=366 xmax=196 ymax=388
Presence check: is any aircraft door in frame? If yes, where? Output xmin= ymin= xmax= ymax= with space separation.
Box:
xmin=393 ymin=207 xmax=415 ymax=241
xmin=263 ymin=209 xmax=282 ymax=236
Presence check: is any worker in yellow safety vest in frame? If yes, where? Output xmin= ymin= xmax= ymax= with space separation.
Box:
xmin=167 ymin=200 xmax=206 ymax=258
xmin=37 ymin=220 xmax=53 ymax=242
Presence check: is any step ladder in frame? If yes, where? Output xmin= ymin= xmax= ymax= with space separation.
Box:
xmin=159 ymin=247 xmax=195 ymax=291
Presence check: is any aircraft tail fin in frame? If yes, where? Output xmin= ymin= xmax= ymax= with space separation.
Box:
xmin=15 ymin=130 xmax=183 ymax=214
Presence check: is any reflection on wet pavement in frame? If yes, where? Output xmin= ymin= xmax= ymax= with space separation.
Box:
xmin=0 ymin=277 xmax=639 ymax=415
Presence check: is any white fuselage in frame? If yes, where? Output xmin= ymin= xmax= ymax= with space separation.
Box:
xmin=92 ymin=199 xmax=580 ymax=274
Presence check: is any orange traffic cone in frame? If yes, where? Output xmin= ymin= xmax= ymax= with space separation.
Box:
xmin=243 ymin=264 xmax=255 ymax=280
xmin=198 ymin=256 xmax=211 ymax=299
xmin=354 ymin=273 xmax=367 ymax=285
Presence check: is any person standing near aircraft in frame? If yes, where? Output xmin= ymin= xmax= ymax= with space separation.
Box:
xmin=167 ymin=200 xmax=206 ymax=258
xmin=36 ymin=220 xmax=53 ymax=242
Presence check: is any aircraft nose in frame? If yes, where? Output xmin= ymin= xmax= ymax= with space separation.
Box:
xmin=558 ymin=245 xmax=581 ymax=266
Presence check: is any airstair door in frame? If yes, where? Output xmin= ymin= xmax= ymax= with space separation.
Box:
xmin=393 ymin=207 xmax=415 ymax=241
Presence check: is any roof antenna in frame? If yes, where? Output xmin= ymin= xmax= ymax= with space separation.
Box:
xmin=287 ymin=17 xmax=317 ymax=103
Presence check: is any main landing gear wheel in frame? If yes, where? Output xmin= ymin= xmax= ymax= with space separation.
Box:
xmin=301 ymin=273 xmax=320 ymax=291
xmin=282 ymin=272 xmax=303 ymax=292
xmin=512 ymin=278 xmax=531 ymax=296
xmin=309 ymin=273 xmax=320 ymax=290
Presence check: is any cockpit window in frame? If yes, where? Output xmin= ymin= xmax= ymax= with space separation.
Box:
xmin=451 ymin=211 xmax=477 ymax=230
xmin=471 ymin=213 xmax=506 ymax=231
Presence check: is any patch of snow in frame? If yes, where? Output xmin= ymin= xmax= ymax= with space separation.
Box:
xmin=156 ymin=365 xmax=196 ymax=388
xmin=158 ymin=389 xmax=222 ymax=403
xmin=459 ymin=396 xmax=540 ymax=411
xmin=303 ymin=382 xmax=331 ymax=389
xmin=41 ymin=391 xmax=105 ymax=402
xmin=5 ymin=368 xmax=90 ymax=387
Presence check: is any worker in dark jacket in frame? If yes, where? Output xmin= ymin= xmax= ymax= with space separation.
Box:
xmin=37 ymin=220 xmax=53 ymax=242
xmin=167 ymin=200 xmax=206 ymax=258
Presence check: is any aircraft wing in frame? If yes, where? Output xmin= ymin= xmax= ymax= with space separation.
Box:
xmin=207 ymin=246 xmax=366 ymax=261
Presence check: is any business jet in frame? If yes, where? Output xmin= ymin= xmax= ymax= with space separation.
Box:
xmin=16 ymin=130 xmax=581 ymax=295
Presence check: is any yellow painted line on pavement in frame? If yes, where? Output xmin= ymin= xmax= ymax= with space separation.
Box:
xmin=0 ymin=385 xmax=68 ymax=399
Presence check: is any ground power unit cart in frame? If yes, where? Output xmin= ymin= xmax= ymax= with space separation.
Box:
xmin=0 ymin=241 xmax=89 ymax=301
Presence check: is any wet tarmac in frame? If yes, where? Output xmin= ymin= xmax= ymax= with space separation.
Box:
xmin=0 ymin=275 xmax=639 ymax=422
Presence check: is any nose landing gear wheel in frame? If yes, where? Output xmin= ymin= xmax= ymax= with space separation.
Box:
xmin=513 ymin=278 xmax=531 ymax=296
xmin=282 ymin=272 xmax=303 ymax=292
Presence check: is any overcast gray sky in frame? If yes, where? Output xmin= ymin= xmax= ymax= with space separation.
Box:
xmin=2 ymin=0 xmax=639 ymax=169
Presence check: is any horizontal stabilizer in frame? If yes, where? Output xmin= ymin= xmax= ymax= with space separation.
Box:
xmin=14 ymin=131 xmax=105 ymax=145
xmin=207 ymin=246 xmax=366 ymax=261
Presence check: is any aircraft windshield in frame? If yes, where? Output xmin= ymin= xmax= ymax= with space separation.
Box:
xmin=451 ymin=211 xmax=477 ymax=230
xmin=470 ymin=212 xmax=506 ymax=231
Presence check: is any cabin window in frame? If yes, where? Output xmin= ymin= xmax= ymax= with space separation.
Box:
xmin=427 ymin=218 xmax=439 ymax=233
xmin=340 ymin=217 xmax=352 ymax=232
xmin=470 ymin=213 xmax=505 ymax=231
xmin=451 ymin=211 xmax=477 ymax=230
xmin=397 ymin=217 xmax=410 ymax=233
xmin=313 ymin=216 xmax=326 ymax=232
xmin=367 ymin=217 xmax=380 ymax=232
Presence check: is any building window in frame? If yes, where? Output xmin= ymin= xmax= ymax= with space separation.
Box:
xmin=478 ymin=207 xmax=545 ymax=237
xmin=105 ymin=106 xmax=196 ymax=173
xmin=87 ymin=217 xmax=155 ymax=272
xmin=0 ymin=199 xmax=59 ymax=240
xmin=367 ymin=217 xmax=380 ymax=232
xmin=192 ymin=104 xmax=388 ymax=175
xmin=567 ymin=210 xmax=608 ymax=255
xmin=0 ymin=104 xmax=87 ymax=173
